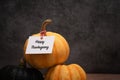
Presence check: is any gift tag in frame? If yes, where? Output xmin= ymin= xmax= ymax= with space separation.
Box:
xmin=26 ymin=36 xmax=55 ymax=54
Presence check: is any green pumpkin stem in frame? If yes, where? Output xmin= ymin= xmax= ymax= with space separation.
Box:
xmin=19 ymin=58 xmax=26 ymax=68
xmin=41 ymin=19 xmax=52 ymax=31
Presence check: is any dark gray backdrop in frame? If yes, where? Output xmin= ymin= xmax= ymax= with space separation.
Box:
xmin=0 ymin=0 xmax=120 ymax=73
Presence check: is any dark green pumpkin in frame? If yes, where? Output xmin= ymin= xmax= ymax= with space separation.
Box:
xmin=0 ymin=65 xmax=44 ymax=80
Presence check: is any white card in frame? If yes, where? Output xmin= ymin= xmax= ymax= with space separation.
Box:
xmin=26 ymin=36 xmax=55 ymax=54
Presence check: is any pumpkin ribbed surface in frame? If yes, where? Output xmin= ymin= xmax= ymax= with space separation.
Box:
xmin=45 ymin=64 xmax=86 ymax=80
xmin=24 ymin=31 xmax=70 ymax=69
xmin=0 ymin=65 xmax=44 ymax=80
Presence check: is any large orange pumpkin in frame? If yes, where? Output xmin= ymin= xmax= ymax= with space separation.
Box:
xmin=24 ymin=19 xmax=70 ymax=69
xmin=45 ymin=64 xmax=86 ymax=80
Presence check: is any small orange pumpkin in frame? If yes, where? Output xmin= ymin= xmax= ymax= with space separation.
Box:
xmin=24 ymin=19 xmax=70 ymax=69
xmin=45 ymin=64 xmax=86 ymax=80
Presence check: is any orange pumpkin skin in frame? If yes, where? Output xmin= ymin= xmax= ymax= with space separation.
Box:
xmin=45 ymin=64 xmax=86 ymax=80
xmin=24 ymin=31 xmax=70 ymax=69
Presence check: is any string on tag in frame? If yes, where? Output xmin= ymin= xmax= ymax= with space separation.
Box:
xmin=40 ymin=30 xmax=46 ymax=39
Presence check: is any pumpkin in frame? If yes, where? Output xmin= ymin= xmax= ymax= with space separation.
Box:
xmin=45 ymin=64 xmax=86 ymax=80
xmin=24 ymin=19 xmax=70 ymax=69
xmin=0 ymin=59 xmax=44 ymax=80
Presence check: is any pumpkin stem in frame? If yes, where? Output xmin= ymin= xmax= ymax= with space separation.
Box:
xmin=41 ymin=19 xmax=52 ymax=31
xmin=40 ymin=19 xmax=52 ymax=39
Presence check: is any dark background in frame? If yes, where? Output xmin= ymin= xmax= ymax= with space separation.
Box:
xmin=0 ymin=0 xmax=120 ymax=73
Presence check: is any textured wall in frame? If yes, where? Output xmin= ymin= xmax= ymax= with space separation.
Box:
xmin=0 ymin=0 xmax=120 ymax=73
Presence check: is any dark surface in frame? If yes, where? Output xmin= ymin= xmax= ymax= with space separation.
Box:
xmin=0 ymin=0 xmax=120 ymax=73
xmin=87 ymin=74 xmax=120 ymax=80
